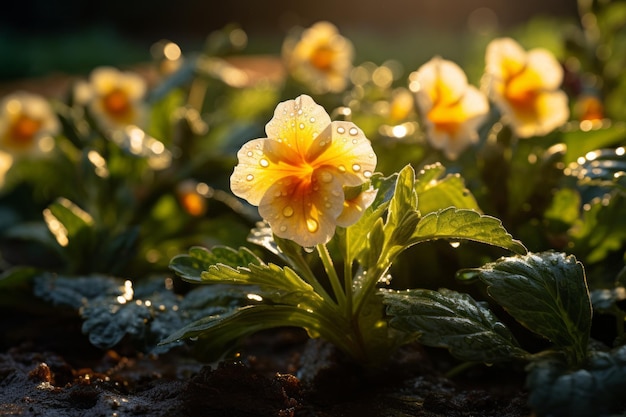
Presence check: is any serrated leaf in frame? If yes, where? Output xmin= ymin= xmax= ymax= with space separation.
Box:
xmin=201 ymin=262 xmax=319 ymax=306
xmin=169 ymin=246 xmax=263 ymax=283
xmin=414 ymin=163 xmax=480 ymax=215
xmin=383 ymin=288 xmax=528 ymax=363
xmin=526 ymin=345 xmax=626 ymax=417
xmin=477 ymin=252 xmax=591 ymax=366
xmin=410 ymin=207 xmax=527 ymax=254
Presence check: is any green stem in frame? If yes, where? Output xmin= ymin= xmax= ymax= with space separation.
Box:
xmin=317 ymin=244 xmax=346 ymax=308
xmin=287 ymin=248 xmax=337 ymax=309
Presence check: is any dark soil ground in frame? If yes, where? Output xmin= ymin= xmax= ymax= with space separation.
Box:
xmin=0 ymin=307 xmax=531 ymax=417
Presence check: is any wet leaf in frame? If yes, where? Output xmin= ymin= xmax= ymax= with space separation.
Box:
xmin=526 ymin=345 xmax=626 ymax=417
xmin=410 ymin=207 xmax=527 ymax=254
xmin=476 ymin=252 xmax=591 ymax=366
xmin=414 ymin=163 xmax=480 ymax=215
xmin=169 ymin=245 xmax=263 ymax=283
xmin=383 ymin=288 xmax=528 ymax=363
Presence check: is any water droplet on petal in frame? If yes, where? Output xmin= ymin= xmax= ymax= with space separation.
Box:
xmin=280 ymin=225 xmax=287 ymax=232
xmin=349 ymin=127 xmax=358 ymax=136
xmin=299 ymin=123 xmax=305 ymax=130
xmin=246 ymin=174 xmax=254 ymax=181
xmin=282 ymin=206 xmax=294 ymax=217
xmin=363 ymin=170 xmax=372 ymax=178
xmin=297 ymin=109 xmax=303 ymax=115
xmin=337 ymin=126 xmax=345 ymax=134
xmin=306 ymin=218 xmax=319 ymax=233
xmin=310 ymin=117 xmax=316 ymax=123
xmin=319 ymin=140 xmax=326 ymax=147
xmin=246 ymin=151 xmax=253 ymax=157
xmin=338 ymin=165 xmax=346 ymax=173
xmin=259 ymin=158 xmax=269 ymax=167
xmin=352 ymin=164 xmax=361 ymax=172
xmin=320 ymin=171 xmax=333 ymax=183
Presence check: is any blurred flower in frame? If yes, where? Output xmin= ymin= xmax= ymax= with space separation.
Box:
xmin=75 ymin=66 xmax=147 ymax=131
xmin=230 ymin=95 xmax=376 ymax=247
xmin=283 ymin=21 xmax=354 ymax=94
xmin=482 ymin=37 xmax=569 ymax=138
xmin=410 ymin=57 xmax=489 ymax=159
xmin=0 ymin=91 xmax=59 ymax=157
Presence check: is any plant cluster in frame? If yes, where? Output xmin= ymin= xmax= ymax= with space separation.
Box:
xmin=2 ymin=1 xmax=626 ymax=415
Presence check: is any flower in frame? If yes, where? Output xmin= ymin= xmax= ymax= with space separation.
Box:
xmin=75 ymin=66 xmax=147 ymax=130
xmin=283 ymin=21 xmax=354 ymax=94
xmin=482 ymin=37 xmax=569 ymax=138
xmin=410 ymin=57 xmax=489 ymax=160
xmin=0 ymin=91 xmax=59 ymax=157
xmin=230 ymin=95 xmax=376 ymax=247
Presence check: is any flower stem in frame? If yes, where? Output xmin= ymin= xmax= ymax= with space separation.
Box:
xmin=317 ymin=244 xmax=346 ymax=308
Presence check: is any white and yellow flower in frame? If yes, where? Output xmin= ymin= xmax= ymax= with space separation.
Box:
xmin=410 ymin=57 xmax=489 ymax=160
xmin=76 ymin=66 xmax=147 ymax=131
xmin=283 ymin=21 xmax=354 ymax=94
xmin=0 ymin=91 xmax=59 ymax=157
xmin=230 ymin=95 xmax=376 ymax=247
xmin=482 ymin=37 xmax=569 ymax=138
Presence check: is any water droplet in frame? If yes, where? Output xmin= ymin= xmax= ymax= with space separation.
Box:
xmin=246 ymin=151 xmax=253 ymax=157
xmin=299 ymin=123 xmax=305 ymax=130
xmin=352 ymin=164 xmax=361 ymax=172
xmin=324 ymin=202 xmax=332 ymax=208
xmin=289 ymin=112 xmax=294 ymax=117
xmin=306 ymin=218 xmax=319 ymax=233
xmin=320 ymin=171 xmax=333 ymax=183
xmin=338 ymin=165 xmax=346 ymax=172
xmin=310 ymin=117 xmax=316 ymax=123
xmin=297 ymin=109 xmax=303 ymax=115
xmin=337 ymin=126 xmax=346 ymax=134
xmin=282 ymin=206 xmax=294 ymax=217
xmin=259 ymin=158 xmax=269 ymax=167
xmin=349 ymin=127 xmax=358 ymax=136
xmin=352 ymin=139 xmax=358 ymax=144
xmin=319 ymin=140 xmax=326 ymax=147
xmin=449 ymin=241 xmax=461 ymax=248
xmin=363 ymin=170 xmax=372 ymax=178
xmin=246 ymin=174 xmax=254 ymax=181
xmin=279 ymin=225 xmax=287 ymax=232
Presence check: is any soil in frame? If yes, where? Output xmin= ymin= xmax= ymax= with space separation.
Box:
xmin=0 ymin=307 xmax=531 ymax=417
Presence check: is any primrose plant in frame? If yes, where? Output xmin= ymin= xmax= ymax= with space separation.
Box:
xmin=164 ymin=94 xmax=527 ymax=364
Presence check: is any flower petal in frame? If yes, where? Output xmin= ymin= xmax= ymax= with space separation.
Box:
xmin=336 ymin=187 xmax=377 ymax=227
xmin=258 ymin=167 xmax=345 ymax=247
xmin=265 ymin=95 xmax=331 ymax=157
xmin=308 ymin=121 xmax=376 ymax=186
xmin=230 ymin=137 xmax=302 ymax=206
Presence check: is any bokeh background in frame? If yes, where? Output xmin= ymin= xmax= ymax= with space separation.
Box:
xmin=1 ymin=0 xmax=579 ymax=82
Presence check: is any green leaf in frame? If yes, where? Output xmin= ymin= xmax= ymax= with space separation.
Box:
xmin=169 ymin=246 xmax=263 ymax=283
xmin=344 ymin=172 xmax=396 ymax=265
xmin=562 ymin=122 xmax=626 ymax=164
xmin=383 ymin=288 xmax=528 ymax=363
xmin=410 ymin=207 xmax=527 ymax=254
xmin=476 ymin=252 xmax=591 ymax=366
xmin=201 ymin=262 xmax=319 ymax=306
xmin=43 ymin=197 xmax=94 ymax=249
xmin=386 ymin=164 xmax=418 ymax=231
xmin=160 ymin=304 xmax=347 ymax=361
xmin=526 ymin=345 xmax=626 ymax=417
xmin=414 ymin=163 xmax=481 ymax=215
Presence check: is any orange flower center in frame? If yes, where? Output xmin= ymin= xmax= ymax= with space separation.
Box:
xmin=502 ymin=62 xmax=542 ymax=114
xmin=310 ymin=45 xmax=335 ymax=71
xmin=8 ymin=115 xmax=42 ymax=147
xmin=102 ymin=88 xmax=131 ymax=118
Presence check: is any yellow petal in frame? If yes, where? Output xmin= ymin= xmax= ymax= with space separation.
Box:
xmin=230 ymin=138 xmax=303 ymax=206
xmin=265 ymin=95 xmax=331 ymax=156
xmin=258 ymin=167 xmax=345 ymax=247
xmin=308 ymin=121 xmax=376 ymax=187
